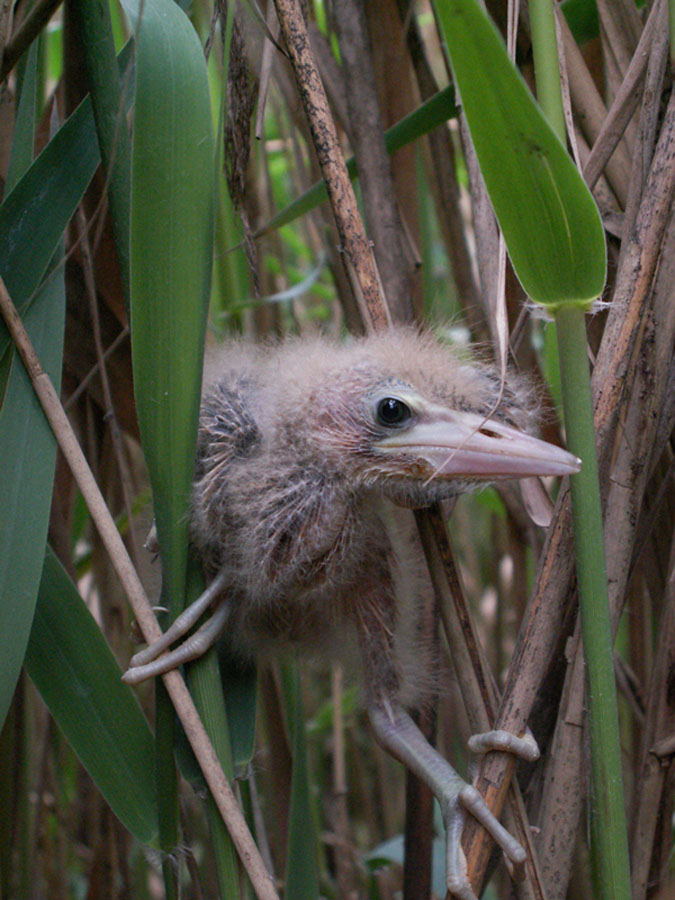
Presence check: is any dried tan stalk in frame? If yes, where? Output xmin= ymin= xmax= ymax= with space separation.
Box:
xmin=627 ymin=211 xmax=675 ymax=899
xmin=583 ymin=0 xmax=665 ymax=192
xmin=329 ymin=664 xmax=360 ymax=900
xmin=558 ymin=11 xmax=632 ymax=205
xmin=333 ymin=0 xmax=413 ymax=323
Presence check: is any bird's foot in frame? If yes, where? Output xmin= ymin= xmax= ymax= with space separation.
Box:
xmin=122 ymin=569 xmax=230 ymax=685
xmin=367 ymin=704 xmax=530 ymax=900
xmin=437 ymin=727 xmax=538 ymax=897
xmin=440 ymin=782 xmax=527 ymax=900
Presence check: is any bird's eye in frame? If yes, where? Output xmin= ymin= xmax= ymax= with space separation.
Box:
xmin=376 ymin=397 xmax=412 ymax=427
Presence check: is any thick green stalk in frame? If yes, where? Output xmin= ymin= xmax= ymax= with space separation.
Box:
xmin=555 ymin=305 xmax=631 ymax=900
xmin=183 ymin=9 xmax=244 ymax=896
xmin=527 ymin=0 xmax=566 ymax=141
xmin=525 ymin=0 xmax=631 ymax=893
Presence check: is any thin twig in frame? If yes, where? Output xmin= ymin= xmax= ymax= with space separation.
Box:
xmin=63 ymin=326 xmax=129 ymax=411
xmin=75 ymin=205 xmax=140 ymax=565
xmin=0 ymin=274 xmax=280 ymax=900
xmin=0 ymin=0 xmax=62 ymax=82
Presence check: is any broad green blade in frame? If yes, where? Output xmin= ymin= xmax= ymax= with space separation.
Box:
xmin=0 ymin=40 xmax=38 ymax=403
xmin=6 ymin=43 xmax=39 ymax=194
xmin=123 ymin=0 xmax=215 ymax=882
xmin=0 ymin=43 xmax=134 ymax=362
xmin=434 ymin=0 xmax=606 ymax=307
xmin=0 ymin=45 xmax=66 ymax=727
xmin=0 ymin=44 xmax=134 ymax=729
xmin=124 ymin=0 xmax=214 ymax=610
xmin=0 ymin=263 xmax=64 ymax=731
xmin=25 ymin=548 xmax=157 ymax=843
xmin=0 ymin=96 xmax=96 ymax=316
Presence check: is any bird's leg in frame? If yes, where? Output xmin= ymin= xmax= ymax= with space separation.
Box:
xmin=122 ymin=569 xmax=230 ymax=684
xmin=354 ymin=566 xmax=525 ymax=900
xmin=368 ymin=702 xmax=526 ymax=900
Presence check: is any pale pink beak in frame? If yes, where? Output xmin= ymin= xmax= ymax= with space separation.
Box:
xmin=375 ymin=410 xmax=581 ymax=479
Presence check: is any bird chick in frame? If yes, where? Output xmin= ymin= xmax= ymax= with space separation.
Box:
xmin=125 ymin=327 xmax=580 ymax=900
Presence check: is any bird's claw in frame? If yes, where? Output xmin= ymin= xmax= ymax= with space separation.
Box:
xmin=122 ymin=570 xmax=231 ymax=684
xmin=368 ymin=704 xmax=535 ymax=897
xmin=446 ymin=846 xmax=479 ymax=900
xmin=467 ymin=728 xmax=539 ymax=762
xmin=440 ymin=784 xmax=526 ymax=900
xmin=442 ymin=803 xmax=478 ymax=900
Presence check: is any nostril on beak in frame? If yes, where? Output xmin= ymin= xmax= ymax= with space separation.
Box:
xmin=478 ymin=427 xmax=502 ymax=439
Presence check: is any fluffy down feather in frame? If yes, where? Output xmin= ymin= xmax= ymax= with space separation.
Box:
xmin=191 ymin=326 xmax=548 ymax=706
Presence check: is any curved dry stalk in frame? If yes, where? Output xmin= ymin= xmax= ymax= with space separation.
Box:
xmin=273 ymin=0 xmax=390 ymax=333
xmin=558 ymin=11 xmax=632 ymax=206
xmin=582 ymin=0 xmax=666 ymax=192
xmin=333 ymin=0 xmax=413 ymax=323
xmin=0 ymin=275 xmax=280 ymax=900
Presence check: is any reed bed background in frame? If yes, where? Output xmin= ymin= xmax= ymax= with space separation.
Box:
xmin=0 ymin=0 xmax=673 ymax=898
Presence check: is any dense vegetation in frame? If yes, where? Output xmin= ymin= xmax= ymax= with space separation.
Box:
xmin=0 ymin=0 xmax=672 ymax=898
